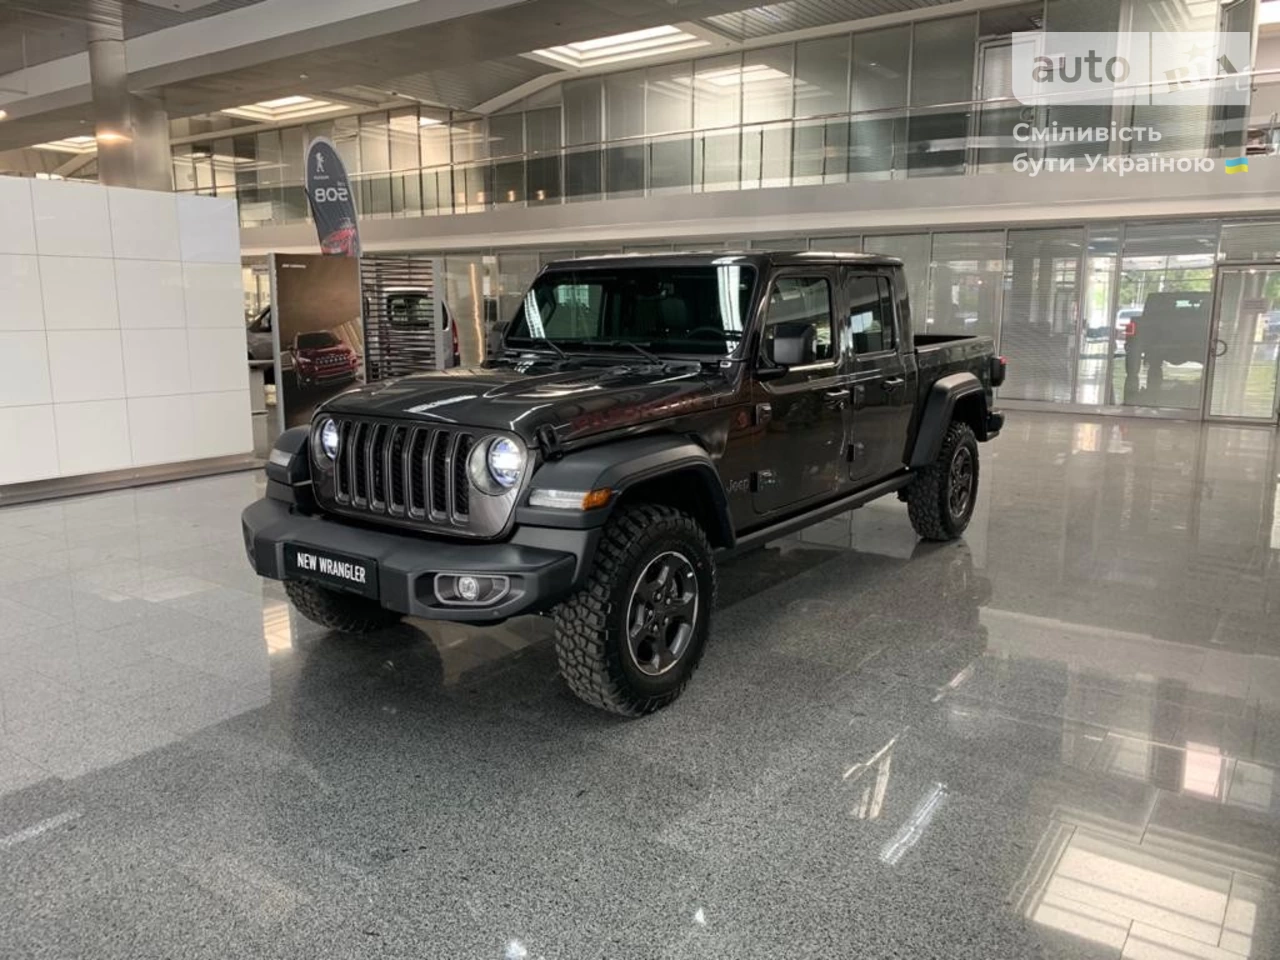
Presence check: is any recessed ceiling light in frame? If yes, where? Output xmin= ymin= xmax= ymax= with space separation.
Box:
xmin=418 ymin=116 xmax=444 ymax=127
xmin=33 ymin=135 xmax=98 ymax=153
xmin=257 ymin=95 xmax=313 ymax=109
xmin=221 ymin=95 xmax=346 ymax=123
xmin=0 ymin=110 xmax=8 ymax=121
xmin=525 ymin=24 xmax=710 ymax=69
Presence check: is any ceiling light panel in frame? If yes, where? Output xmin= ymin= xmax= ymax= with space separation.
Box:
xmin=221 ymin=96 xmax=347 ymax=123
xmin=525 ymin=25 xmax=710 ymax=70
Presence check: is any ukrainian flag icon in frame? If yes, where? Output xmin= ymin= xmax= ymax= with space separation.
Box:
xmin=1224 ymin=157 xmax=1249 ymax=174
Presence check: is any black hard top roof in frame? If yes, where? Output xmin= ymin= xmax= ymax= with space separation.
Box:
xmin=541 ymin=250 xmax=904 ymax=270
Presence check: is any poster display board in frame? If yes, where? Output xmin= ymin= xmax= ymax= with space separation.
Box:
xmin=269 ymin=253 xmax=364 ymax=430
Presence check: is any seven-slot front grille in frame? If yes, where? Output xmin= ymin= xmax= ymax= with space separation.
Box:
xmin=331 ymin=419 xmax=475 ymax=527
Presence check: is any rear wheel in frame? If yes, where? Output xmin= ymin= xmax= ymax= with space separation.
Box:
xmin=906 ymin=421 xmax=979 ymax=542
xmin=552 ymin=504 xmax=715 ymax=716
xmin=284 ymin=580 xmax=402 ymax=634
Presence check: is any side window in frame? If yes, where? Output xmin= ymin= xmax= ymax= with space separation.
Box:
xmin=847 ymin=274 xmax=897 ymax=354
xmin=762 ymin=276 xmax=835 ymax=363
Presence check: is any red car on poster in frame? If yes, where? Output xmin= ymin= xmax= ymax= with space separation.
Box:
xmin=320 ymin=220 xmax=359 ymax=257
xmin=292 ymin=331 xmax=359 ymax=389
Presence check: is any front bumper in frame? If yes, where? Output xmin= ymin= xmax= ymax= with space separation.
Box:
xmin=242 ymin=498 xmax=595 ymax=622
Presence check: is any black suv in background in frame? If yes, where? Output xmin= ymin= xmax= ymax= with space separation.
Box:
xmin=243 ymin=253 xmax=1005 ymax=716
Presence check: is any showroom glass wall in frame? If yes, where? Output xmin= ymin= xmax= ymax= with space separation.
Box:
xmin=424 ymin=217 xmax=1280 ymax=420
xmin=182 ymin=0 xmax=1256 ymax=226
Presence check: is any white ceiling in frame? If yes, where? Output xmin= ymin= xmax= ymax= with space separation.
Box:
xmin=0 ymin=0 xmax=982 ymax=152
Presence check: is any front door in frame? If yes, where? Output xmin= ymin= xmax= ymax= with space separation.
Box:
xmin=845 ymin=270 xmax=916 ymax=481
xmin=1204 ymin=266 xmax=1280 ymax=423
xmin=752 ymin=272 xmax=848 ymax=514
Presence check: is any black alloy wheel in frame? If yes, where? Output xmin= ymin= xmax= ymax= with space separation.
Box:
xmin=625 ymin=551 xmax=699 ymax=677
xmin=948 ymin=444 xmax=975 ymax=521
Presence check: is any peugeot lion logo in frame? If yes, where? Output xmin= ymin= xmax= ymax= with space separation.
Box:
xmin=315 ymin=153 xmax=326 ymax=174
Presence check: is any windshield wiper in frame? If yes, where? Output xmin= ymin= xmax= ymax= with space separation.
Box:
xmin=580 ymin=339 xmax=666 ymax=366
xmin=508 ymin=337 xmax=568 ymax=360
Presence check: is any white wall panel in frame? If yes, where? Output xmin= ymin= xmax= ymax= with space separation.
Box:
xmin=177 ymin=195 xmax=241 ymax=263
xmin=116 ymin=260 xmax=186 ymax=329
xmin=0 ymin=177 xmax=37 ymax=256
xmin=108 ymin=187 xmax=182 ymax=261
xmin=31 ymin=179 xmax=113 ymax=258
xmin=0 ymin=332 xmax=52 ymax=407
xmin=187 ymin=327 xmax=249 ymax=393
xmin=47 ymin=330 xmax=126 ymax=402
xmin=128 ymin=396 xmax=195 ymax=465
xmin=191 ymin=391 xmax=253 ymax=459
xmin=40 ymin=257 xmax=120 ymax=330
xmin=0 ymin=406 xmax=59 ymax=484
xmin=54 ymin=400 xmax=132 ymax=475
xmin=183 ymin=262 xmax=243 ymax=328
xmin=122 ymin=328 xmax=191 ymax=397
xmin=0 ymin=255 xmax=45 ymax=331
xmin=0 ymin=185 xmax=262 ymax=485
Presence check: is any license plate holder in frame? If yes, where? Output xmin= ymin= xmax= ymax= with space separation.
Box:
xmin=283 ymin=544 xmax=378 ymax=599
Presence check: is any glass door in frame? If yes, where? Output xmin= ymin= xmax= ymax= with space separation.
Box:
xmin=1205 ymin=266 xmax=1280 ymax=422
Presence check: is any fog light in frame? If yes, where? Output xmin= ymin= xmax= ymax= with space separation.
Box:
xmin=433 ymin=573 xmax=511 ymax=606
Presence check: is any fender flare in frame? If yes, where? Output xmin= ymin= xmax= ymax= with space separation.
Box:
xmin=910 ymin=373 xmax=987 ymax=467
xmin=517 ymin=434 xmax=734 ymax=546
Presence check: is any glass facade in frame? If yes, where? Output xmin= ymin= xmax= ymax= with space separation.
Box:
xmin=426 ymin=217 xmax=1280 ymax=421
xmin=182 ymin=0 xmax=1260 ymax=227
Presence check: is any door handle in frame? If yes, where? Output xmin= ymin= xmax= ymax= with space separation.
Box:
xmin=882 ymin=377 xmax=906 ymax=390
xmin=823 ymin=388 xmax=849 ymax=400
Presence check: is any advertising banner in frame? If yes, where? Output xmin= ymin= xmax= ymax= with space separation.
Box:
xmin=305 ymin=137 xmax=361 ymax=256
xmin=269 ymin=253 xmax=364 ymax=430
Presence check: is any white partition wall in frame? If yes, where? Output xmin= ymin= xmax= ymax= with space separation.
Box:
xmin=0 ymin=179 xmax=252 ymax=487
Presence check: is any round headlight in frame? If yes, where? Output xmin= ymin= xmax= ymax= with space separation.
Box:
xmin=487 ymin=437 xmax=524 ymax=489
xmin=317 ymin=418 xmax=340 ymax=461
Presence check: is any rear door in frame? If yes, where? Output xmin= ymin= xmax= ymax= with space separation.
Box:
xmin=844 ymin=269 xmax=916 ymax=482
xmin=751 ymin=269 xmax=848 ymax=514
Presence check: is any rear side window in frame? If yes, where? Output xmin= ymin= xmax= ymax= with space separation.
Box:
xmin=763 ymin=276 xmax=835 ymax=362
xmin=847 ymin=274 xmax=896 ymax=354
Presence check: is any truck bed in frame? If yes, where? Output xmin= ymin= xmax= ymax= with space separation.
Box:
xmin=914 ymin=333 xmax=996 ymax=381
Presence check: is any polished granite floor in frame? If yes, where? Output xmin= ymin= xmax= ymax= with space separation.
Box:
xmin=1 ymin=412 xmax=1278 ymax=960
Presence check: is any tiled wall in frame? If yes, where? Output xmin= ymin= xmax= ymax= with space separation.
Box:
xmin=0 ymin=178 xmax=251 ymax=486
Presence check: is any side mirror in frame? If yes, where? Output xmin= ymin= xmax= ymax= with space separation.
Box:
xmin=760 ymin=321 xmax=816 ymax=379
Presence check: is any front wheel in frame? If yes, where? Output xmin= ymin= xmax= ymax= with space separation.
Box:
xmin=553 ymin=504 xmax=716 ymax=716
xmin=906 ymin=421 xmax=980 ymax=542
xmin=284 ymin=580 xmax=402 ymax=634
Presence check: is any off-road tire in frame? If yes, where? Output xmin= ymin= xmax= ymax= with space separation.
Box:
xmin=284 ymin=580 xmax=402 ymax=634
xmin=906 ymin=420 xmax=979 ymax=542
xmin=552 ymin=504 xmax=716 ymax=717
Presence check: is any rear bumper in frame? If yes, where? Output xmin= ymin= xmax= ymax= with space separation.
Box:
xmin=986 ymin=410 xmax=1005 ymax=439
xmin=242 ymin=497 xmax=596 ymax=622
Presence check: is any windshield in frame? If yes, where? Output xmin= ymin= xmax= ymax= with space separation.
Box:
xmin=297 ymin=331 xmax=340 ymax=349
xmin=506 ymin=265 xmax=757 ymax=357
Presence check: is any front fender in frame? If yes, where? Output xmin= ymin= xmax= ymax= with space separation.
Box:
xmin=516 ymin=435 xmax=732 ymax=543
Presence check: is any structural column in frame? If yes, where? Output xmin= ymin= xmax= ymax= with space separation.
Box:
xmin=87 ymin=9 xmax=172 ymax=191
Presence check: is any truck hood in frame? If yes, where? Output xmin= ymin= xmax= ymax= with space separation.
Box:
xmin=320 ymin=359 xmax=729 ymax=446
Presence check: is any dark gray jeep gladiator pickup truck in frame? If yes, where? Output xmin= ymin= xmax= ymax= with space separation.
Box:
xmin=243 ymin=252 xmax=1005 ymax=715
